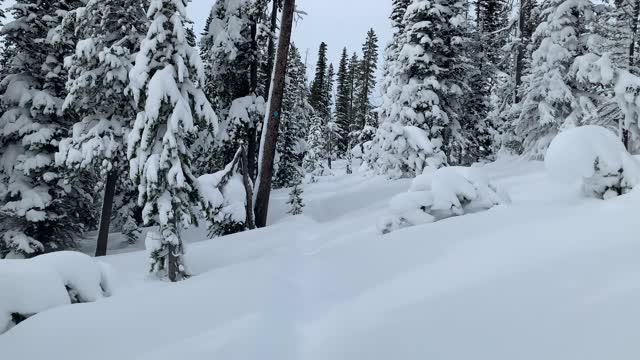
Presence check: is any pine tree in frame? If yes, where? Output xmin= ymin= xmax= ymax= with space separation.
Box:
xmin=355 ymin=29 xmax=379 ymax=130
xmin=128 ymin=0 xmax=218 ymax=281
xmin=367 ymin=0 xmax=470 ymax=177
xmin=56 ymin=0 xmax=148 ymax=256
xmin=274 ymin=44 xmax=313 ymax=189
xmin=346 ymin=52 xmax=361 ymax=145
xmin=334 ymin=48 xmax=351 ymax=155
xmin=516 ymin=0 xmax=598 ymax=157
xmin=286 ymin=183 xmax=304 ymax=215
xmin=200 ymin=0 xmax=268 ymax=172
xmin=378 ymin=0 xmax=411 ymax=126
xmin=309 ymin=42 xmax=330 ymax=119
xmin=324 ymin=63 xmax=337 ymax=168
xmin=303 ymin=116 xmax=330 ymax=181
xmin=0 ymin=0 xmax=89 ymax=258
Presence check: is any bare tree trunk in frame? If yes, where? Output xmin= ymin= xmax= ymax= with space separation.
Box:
xmin=248 ymin=20 xmax=260 ymax=180
xmin=630 ymin=0 xmax=639 ymax=70
xmin=622 ymin=0 xmax=639 ymax=150
xmin=168 ymin=243 xmax=178 ymax=282
xmin=254 ymin=0 xmax=296 ymax=228
xmin=264 ymin=0 xmax=279 ymax=97
xmin=513 ymin=0 xmax=527 ymax=103
xmin=95 ymin=170 xmax=117 ymax=257
xmin=241 ymin=146 xmax=256 ymax=229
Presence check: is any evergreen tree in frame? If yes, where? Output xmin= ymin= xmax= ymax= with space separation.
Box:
xmin=0 ymin=0 xmax=89 ymax=258
xmin=367 ymin=0 xmax=470 ymax=177
xmin=309 ymin=42 xmax=329 ymax=118
xmin=200 ymin=0 xmax=268 ymax=172
xmin=346 ymin=52 xmax=361 ymax=141
xmin=274 ymin=44 xmax=313 ymax=189
xmin=56 ymin=0 xmax=148 ymax=255
xmin=128 ymin=0 xmax=218 ymax=281
xmin=303 ymin=116 xmax=330 ymax=181
xmin=323 ymin=63 xmax=337 ymax=168
xmin=515 ymin=0 xmax=599 ymax=157
xmin=334 ymin=48 xmax=351 ymax=155
xmin=286 ymin=183 xmax=304 ymax=215
xmin=355 ymin=29 xmax=379 ymax=130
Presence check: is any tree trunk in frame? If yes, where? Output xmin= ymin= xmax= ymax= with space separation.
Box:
xmin=629 ymin=0 xmax=639 ymax=69
xmin=254 ymin=0 xmax=296 ymax=228
xmin=241 ymin=146 xmax=256 ymax=229
xmin=95 ymin=170 xmax=117 ymax=257
xmin=513 ymin=0 xmax=527 ymax=103
xmin=622 ymin=0 xmax=639 ymax=150
xmin=248 ymin=16 xmax=260 ymax=180
xmin=168 ymin=242 xmax=179 ymax=282
xmin=264 ymin=0 xmax=279 ymax=97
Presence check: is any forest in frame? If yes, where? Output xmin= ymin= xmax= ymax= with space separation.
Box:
xmin=1 ymin=0 xmax=640 ymax=357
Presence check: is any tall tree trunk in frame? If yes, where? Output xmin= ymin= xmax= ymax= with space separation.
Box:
xmin=95 ymin=170 xmax=117 ymax=257
xmin=264 ymin=0 xmax=279 ymax=97
xmin=248 ymin=17 xmax=260 ymax=180
xmin=254 ymin=0 xmax=295 ymax=228
xmin=241 ymin=146 xmax=256 ymax=229
xmin=630 ymin=0 xmax=639 ymax=70
xmin=513 ymin=0 xmax=527 ymax=103
xmin=623 ymin=0 xmax=639 ymax=150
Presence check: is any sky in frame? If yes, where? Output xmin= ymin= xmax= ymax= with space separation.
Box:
xmin=2 ymin=0 xmax=393 ymax=93
xmin=189 ymin=0 xmax=393 ymax=92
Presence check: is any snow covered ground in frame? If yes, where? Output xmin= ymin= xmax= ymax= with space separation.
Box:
xmin=2 ymin=158 xmax=640 ymax=359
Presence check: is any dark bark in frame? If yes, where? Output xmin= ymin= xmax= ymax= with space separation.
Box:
xmin=168 ymin=242 xmax=179 ymax=282
xmin=254 ymin=0 xmax=295 ymax=228
xmin=630 ymin=0 xmax=639 ymax=69
xmin=95 ymin=170 xmax=117 ymax=257
xmin=623 ymin=128 xmax=630 ymax=150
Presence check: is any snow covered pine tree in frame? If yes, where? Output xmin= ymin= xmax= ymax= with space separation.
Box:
xmin=56 ymin=0 xmax=148 ymax=256
xmin=368 ymin=0 xmax=471 ymax=177
xmin=0 ymin=0 xmax=89 ymax=258
xmin=128 ymin=0 xmax=218 ymax=281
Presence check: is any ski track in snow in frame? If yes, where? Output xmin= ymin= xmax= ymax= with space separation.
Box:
xmin=2 ymin=158 xmax=640 ymax=360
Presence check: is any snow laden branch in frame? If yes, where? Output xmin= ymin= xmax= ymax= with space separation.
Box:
xmin=197 ymin=146 xmax=256 ymax=237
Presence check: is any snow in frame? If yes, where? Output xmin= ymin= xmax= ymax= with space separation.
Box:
xmin=0 ymin=251 xmax=112 ymax=333
xmin=3 ymin=159 xmax=640 ymax=359
xmin=379 ymin=166 xmax=510 ymax=233
xmin=545 ymin=125 xmax=640 ymax=198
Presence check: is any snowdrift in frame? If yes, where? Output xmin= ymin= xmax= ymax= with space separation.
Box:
xmin=379 ymin=166 xmax=510 ymax=233
xmin=0 ymin=251 xmax=112 ymax=333
xmin=545 ymin=125 xmax=640 ymax=199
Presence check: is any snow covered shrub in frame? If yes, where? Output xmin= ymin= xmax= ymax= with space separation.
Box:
xmin=197 ymin=148 xmax=252 ymax=237
xmin=545 ymin=125 xmax=640 ymax=199
xmin=379 ymin=167 xmax=510 ymax=234
xmin=0 ymin=251 xmax=113 ymax=333
xmin=287 ymin=183 xmax=305 ymax=215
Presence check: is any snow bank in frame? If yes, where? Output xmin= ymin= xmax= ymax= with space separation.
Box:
xmin=380 ymin=166 xmax=510 ymax=234
xmin=545 ymin=125 xmax=640 ymax=199
xmin=0 ymin=251 xmax=112 ymax=333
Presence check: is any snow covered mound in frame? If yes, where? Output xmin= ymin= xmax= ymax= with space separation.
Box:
xmin=379 ymin=166 xmax=510 ymax=234
xmin=545 ymin=125 xmax=640 ymax=199
xmin=0 ymin=251 xmax=113 ymax=334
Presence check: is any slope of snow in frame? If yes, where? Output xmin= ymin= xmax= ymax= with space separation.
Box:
xmin=2 ymin=158 xmax=640 ymax=359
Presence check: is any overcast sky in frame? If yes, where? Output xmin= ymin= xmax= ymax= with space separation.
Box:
xmin=189 ymin=0 xmax=392 ymax=90
xmin=2 ymin=0 xmax=392 ymax=91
